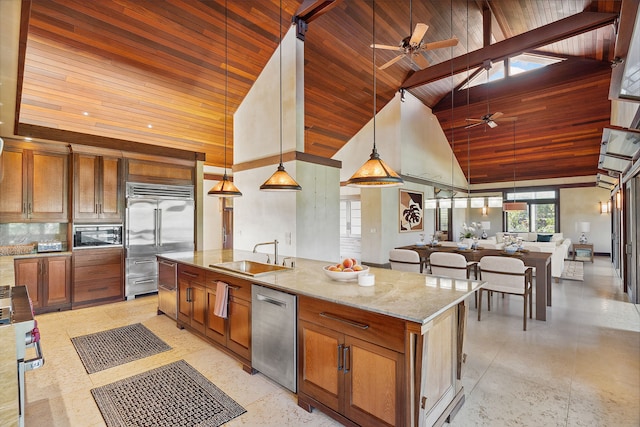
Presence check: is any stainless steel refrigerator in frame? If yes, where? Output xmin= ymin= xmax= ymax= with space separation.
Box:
xmin=125 ymin=183 xmax=194 ymax=299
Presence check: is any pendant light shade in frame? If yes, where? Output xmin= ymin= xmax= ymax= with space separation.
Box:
xmin=260 ymin=164 xmax=302 ymax=191
xmin=208 ymin=0 xmax=242 ymax=198
xmin=208 ymin=173 xmax=242 ymax=197
xmin=347 ymin=147 xmax=403 ymax=187
xmin=346 ymin=0 xmax=403 ymax=188
xmin=502 ymin=201 xmax=527 ymax=211
xmin=260 ymin=0 xmax=301 ymax=192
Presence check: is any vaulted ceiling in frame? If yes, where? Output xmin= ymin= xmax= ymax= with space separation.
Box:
xmin=8 ymin=0 xmax=635 ymax=184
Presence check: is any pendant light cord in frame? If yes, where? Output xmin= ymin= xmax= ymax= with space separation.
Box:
xmin=279 ymin=0 xmax=284 ymax=166
xmin=372 ymin=0 xmax=376 ymax=152
xmin=223 ymin=0 xmax=228 ymax=175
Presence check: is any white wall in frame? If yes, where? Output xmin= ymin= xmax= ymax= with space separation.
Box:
xmin=561 ymin=187 xmax=612 ymax=254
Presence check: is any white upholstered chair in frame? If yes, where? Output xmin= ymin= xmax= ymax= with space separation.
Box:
xmin=429 ymin=252 xmax=476 ymax=279
xmin=389 ymin=249 xmax=423 ymax=273
xmin=478 ymin=256 xmax=533 ymax=331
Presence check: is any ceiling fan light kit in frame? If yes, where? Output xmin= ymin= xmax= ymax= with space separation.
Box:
xmin=208 ymin=0 xmax=242 ymax=198
xmin=347 ymin=0 xmax=403 ymax=188
xmin=261 ymin=0 xmax=302 ymax=192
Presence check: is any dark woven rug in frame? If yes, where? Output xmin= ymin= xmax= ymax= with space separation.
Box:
xmin=92 ymin=360 xmax=246 ymax=427
xmin=71 ymin=323 xmax=171 ymax=374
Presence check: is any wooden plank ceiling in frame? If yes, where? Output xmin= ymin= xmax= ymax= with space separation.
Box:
xmin=16 ymin=0 xmax=621 ymax=184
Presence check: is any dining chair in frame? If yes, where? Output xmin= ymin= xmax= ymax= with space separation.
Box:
xmin=389 ymin=249 xmax=423 ymax=273
xmin=430 ymin=252 xmax=479 ymax=306
xmin=478 ymin=256 xmax=533 ymax=331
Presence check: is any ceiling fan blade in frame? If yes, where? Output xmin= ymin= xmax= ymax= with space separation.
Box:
xmin=496 ymin=116 xmax=519 ymax=122
xmin=379 ymin=54 xmax=405 ymax=70
xmin=487 ymin=120 xmax=499 ymax=128
xmin=409 ymin=23 xmax=428 ymax=46
xmin=465 ymin=122 xmax=484 ymax=129
xmin=465 ymin=118 xmax=483 ymax=122
xmin=489 ymin=111 xmax=504 ymax=120
xmin=411 ymin=53 xmax=430 ymax=69
xmin=421 ymin=36 xmax=459 ymax=51
xmin=371 ymin=43 xmax=403 ymax=51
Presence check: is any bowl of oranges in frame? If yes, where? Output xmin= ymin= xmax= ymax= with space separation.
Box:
xmin=323 ymin=258 xmax=368 ymax=282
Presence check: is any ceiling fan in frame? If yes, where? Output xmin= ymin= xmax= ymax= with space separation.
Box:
xmin=465 ymin=112 xmax=513 ymax=129
xmin=372 ymin=22 xmax=459 ymax=70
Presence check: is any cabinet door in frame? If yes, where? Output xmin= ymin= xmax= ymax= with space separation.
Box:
xmin=190 ymin=282 xmax=207 ymax=334
xmin=344 ymin=335 xmax=404 ymax=427
xmin=99 ymin=156 xmax=122 ymax=220
xmin=298 ymin=320 xmax=343 ymax=413
xmin=205 ymin=287 xmax=226 ymax=345
xmin=73 ymin=154 xmax=99 ymax=220
xmin=177 ymin=278 xmax=192 ymax=324
xmin=43 ymin=256 xmax=71 ymax=307
xmin=14 ymin=258 xmax=41 ymax=310
xmin=30 ymin=151 xmax=68 ymax=221
xmin=0 ymin=148 xmax=28 ymax=221
xmin=227 ymin=295 xmax=251 ymax=361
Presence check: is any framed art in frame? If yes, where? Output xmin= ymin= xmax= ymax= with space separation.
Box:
xmin=399 ymin=189 xmax=424 ymax=232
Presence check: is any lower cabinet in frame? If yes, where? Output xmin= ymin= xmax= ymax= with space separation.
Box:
xmin=72 ymin=248 xmax=124 ymax=307
xmin=176 ymin=264 xmax=252 ymax=370
xmin=298 ymin=295 xmax=406 ymax=427
xmin=177 ymin=264 xmax=206 ymax=334
xmin=14 ymin=255 xmax=71 ymax=314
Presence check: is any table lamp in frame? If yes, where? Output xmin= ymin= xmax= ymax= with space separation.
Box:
xmin=578 ymin=222 xmax=590 ymax=244
xmin=481 ymin=221 xmax=491 ymax=239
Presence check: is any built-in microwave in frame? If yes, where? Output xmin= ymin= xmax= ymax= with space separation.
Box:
xmin=73 ymin=224 xmax=123 ymax=248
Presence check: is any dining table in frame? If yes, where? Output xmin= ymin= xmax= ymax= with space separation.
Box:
xmin=397 ymin=244 xmax=552 ymax=321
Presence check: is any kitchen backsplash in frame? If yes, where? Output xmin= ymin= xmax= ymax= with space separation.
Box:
xmin=0 ymin=223 xmax=68 ymax=246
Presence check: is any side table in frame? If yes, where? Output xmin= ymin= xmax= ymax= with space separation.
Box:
xmin=573 ymin=243 xmax=594 ymax=262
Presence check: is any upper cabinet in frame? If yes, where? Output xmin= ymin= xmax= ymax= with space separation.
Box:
xmin=0 ymin=144 xmax=68 ymax=222
xmin=73 ymin=153 xmax=123 ymax=222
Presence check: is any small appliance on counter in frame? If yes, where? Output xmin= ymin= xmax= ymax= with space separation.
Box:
xmin=37 ymin=241 xmax=63 ymax=253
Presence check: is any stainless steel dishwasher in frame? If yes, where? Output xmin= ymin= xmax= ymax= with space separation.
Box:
xmin=251 ymin=284 xmax=297 ymax=392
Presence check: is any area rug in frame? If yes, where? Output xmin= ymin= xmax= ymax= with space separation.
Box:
xmin=91 ymin=360 xmax=246 ymax=427
xmin=71 ymin=323 xmax=171 ymax=374
xmin=561 ymin=260 xmax=584 ymax=281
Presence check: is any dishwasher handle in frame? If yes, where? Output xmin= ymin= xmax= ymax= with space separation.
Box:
xmin=256 ymin=293 xmax=287 ymax=307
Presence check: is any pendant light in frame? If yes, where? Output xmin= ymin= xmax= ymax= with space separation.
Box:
xmin=209 ymin=0 xmax=242 ymax=197
xmin=346 ymin=0 xmax=403 ymax=188
xmin=503 ymin=120 xmax=527 ymax=211
xmin=260 ymin=0 xmax=302 ymax=191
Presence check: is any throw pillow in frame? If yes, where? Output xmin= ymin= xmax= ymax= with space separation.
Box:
xmin=537 ymin=234 xmax=552 ymax=242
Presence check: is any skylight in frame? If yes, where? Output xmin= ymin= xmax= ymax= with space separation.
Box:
xmin=462 ymin=53 xmax=564 ymax=89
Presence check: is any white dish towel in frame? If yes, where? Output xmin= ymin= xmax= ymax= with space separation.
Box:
xmin=213 ymin=281 xmax=229 ymax=318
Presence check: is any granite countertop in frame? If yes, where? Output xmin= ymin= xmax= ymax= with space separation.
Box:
xmin=158 ymin=250 xmax=484 ymax=326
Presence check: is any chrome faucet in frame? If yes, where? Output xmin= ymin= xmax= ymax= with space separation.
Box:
xmin=253 ymin=240 xmax=278 ymax=264
xmin=282 ymin=257 xmax=295 ymax=268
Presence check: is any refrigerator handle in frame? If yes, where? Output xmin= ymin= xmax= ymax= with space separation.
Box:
xmin=157 ymin=208 xmax=162 ymax=247
xmin=154 ymin=208 xmax=158 ymax=247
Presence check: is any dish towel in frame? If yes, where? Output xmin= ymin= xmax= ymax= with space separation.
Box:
xmin=213 ymin=281 xmax=229 ymax=318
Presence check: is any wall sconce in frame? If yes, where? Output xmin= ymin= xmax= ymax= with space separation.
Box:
xmin=599 ymin=200 xmax=611 ymax=214
xmin=616 ymin=191 xmax=621 ymax=209
xmin=481 ymin=205 xmax=488 ymax=216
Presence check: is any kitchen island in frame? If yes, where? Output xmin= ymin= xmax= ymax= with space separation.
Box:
xmin=158 ymin=250 xmax=484 ymax=427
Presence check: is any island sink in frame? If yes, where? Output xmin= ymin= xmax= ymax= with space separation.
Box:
xmin=210 ymin=260 xmax=292 ymax=277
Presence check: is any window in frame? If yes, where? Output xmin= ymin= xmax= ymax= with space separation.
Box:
xmin=340 ymin=199 xmax=361 ymax=237
xmin=462 ymin=54 xmax=564 ymax=90
xmin=504 ymin=190 xmax=558 ymax=233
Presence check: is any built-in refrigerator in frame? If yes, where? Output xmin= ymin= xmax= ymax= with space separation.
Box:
xmin=125 ymin=183 xmax=194 ymax=299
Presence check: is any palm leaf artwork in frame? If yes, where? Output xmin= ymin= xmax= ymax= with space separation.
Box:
xmin=400 ymin=190 xmax=423 ymax=232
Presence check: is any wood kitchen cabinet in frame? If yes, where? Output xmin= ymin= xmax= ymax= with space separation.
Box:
xmin=204 ymin=271 xmax=252 ymax=369
xmin=14 ymin=255 xmax=71 ymax=314
xmin=177 ymin=264 xmax=206 ymax=334
xmin=72 ymin=248 xmax=124 ymax=307
xmin=73 ymin=153 xmax=123 ymax=221
xmin=298 ymin=295 xmax=405 ymax=427
xmin=0 ymin=144 xmax=68 ymax=222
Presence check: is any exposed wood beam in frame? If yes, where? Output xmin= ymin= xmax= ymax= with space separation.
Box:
xmin=16 ymin=124 xmax=205 ymax=161
xmin=403 ymin=11 xmax=618 ymax=89
xmin=294 ymin=0 xmax=339 ymax=40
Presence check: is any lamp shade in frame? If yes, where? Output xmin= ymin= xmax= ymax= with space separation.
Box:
xmin=346 ymin=147 xmax=403 ymax=187
xmin=208 ymin=173 xmax=242 ymax=197
xmin=260 ymin=164 xmax=302 ymax=191
xmin=579 ymin=222 xmax=591 ymax=233
xmin=503 ymin=201 xmax=527 ymax=211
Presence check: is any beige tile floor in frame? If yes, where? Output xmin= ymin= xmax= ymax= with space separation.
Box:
xmin=24 ymin=257 xmax=639 ymax=426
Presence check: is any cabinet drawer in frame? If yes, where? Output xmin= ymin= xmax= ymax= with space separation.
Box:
xmin=74 ymin=262 xmax=122 ymax=282
xmin=74 ymin=277 xmax=122 ymax=302
xmin=178 ymin=264 xmax=205 ymax=282
xmin=299 ymin=295 xmax=405 ymax=353
xmin=73 ymin=249 xmax=123 ymax=267
xmin=205 ymin=271 xmax=252 ymax=301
